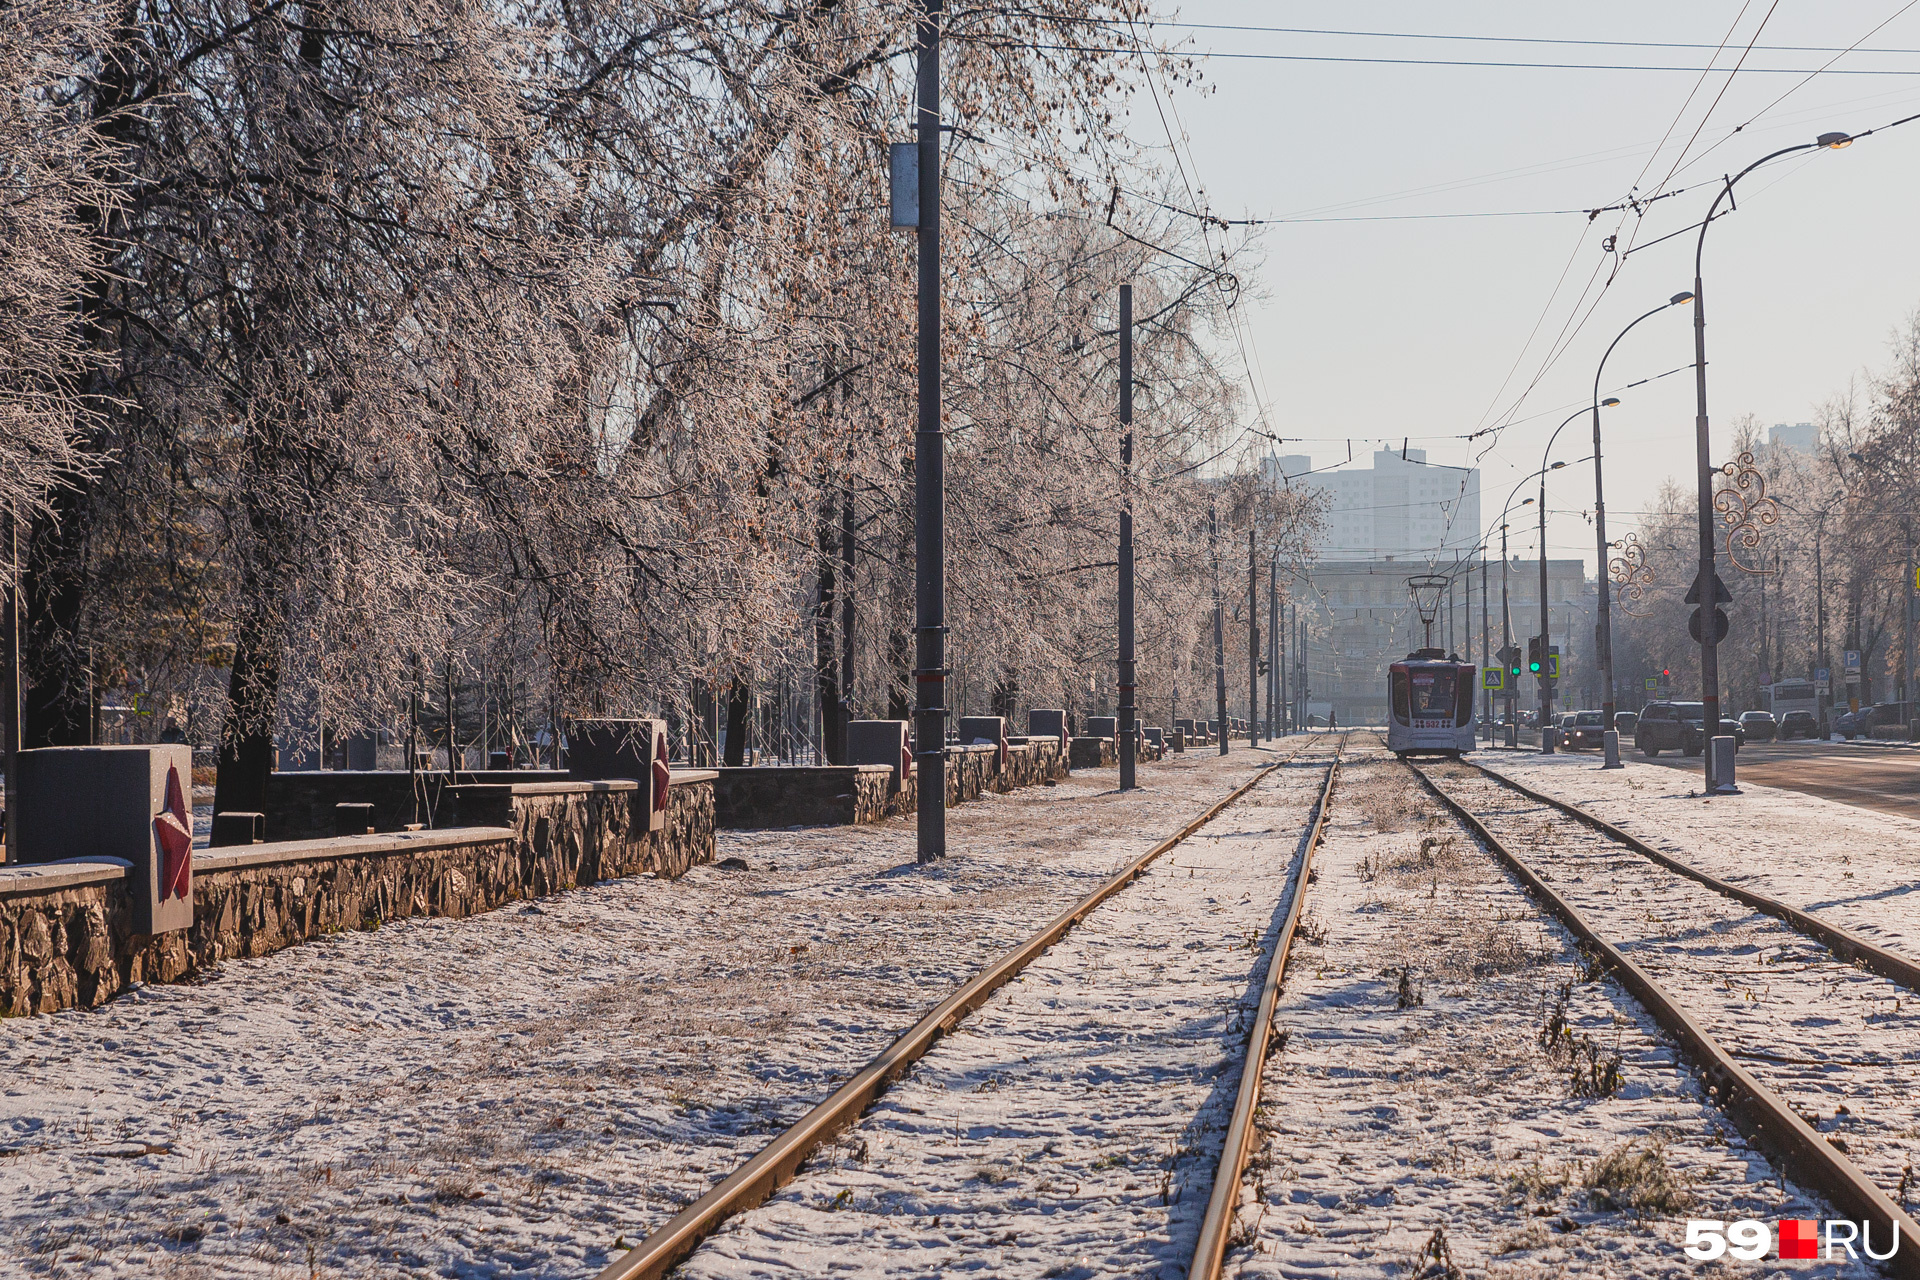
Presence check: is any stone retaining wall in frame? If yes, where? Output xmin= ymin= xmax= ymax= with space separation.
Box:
xmin=712 ymin=765 xmax=896 ymax=829
xmin=0 ymin=773 xmax=715 ymax=1016
xmin=994 ymin=739 xmax=1068 ymax=791
xmin=1069 ymin=736 xmax=1118 ymax=769
xmin=264 ymin=769 xmax=571 ymax=840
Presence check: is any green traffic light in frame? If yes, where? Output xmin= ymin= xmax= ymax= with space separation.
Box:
xmin=1528 ymin=661 xmax=1541 ymax=673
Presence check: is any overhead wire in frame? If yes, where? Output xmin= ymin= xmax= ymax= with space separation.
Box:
xmin=1126 ymin=18 xmax=1920 ymax=57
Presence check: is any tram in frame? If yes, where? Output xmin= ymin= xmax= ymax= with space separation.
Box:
xmin=1386 ymin=648 xmax=1478 ymax=757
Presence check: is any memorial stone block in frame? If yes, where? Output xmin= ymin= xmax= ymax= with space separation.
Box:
xmin=1027 ymin=709 xmax=1068 ymax=748
xmin=849 ymin=720 xmax=911 ymax=792
xmin=956 ymin=716 xmax=1009 ymax=770
xmin=15 ymin=745 xmax=194 ymax=934
xmin=567 ymin=718 xmax=671 ymax=832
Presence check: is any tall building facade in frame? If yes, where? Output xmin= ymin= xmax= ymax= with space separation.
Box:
xmin=1267 ymin=448 xmax=1481 ymax=561
xmin=1265 ymin=449 xmax=1602 ymax=724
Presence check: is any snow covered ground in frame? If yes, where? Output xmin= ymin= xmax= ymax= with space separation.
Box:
xmin=1232 ymin=739 xmax=1861 ymax=1279
xmin=675 ymin=742 xmax=1340 ymax=1280
xmin=0 ymin=750 xmax=1271 ymax=1278
xmin=1426 ymin=755 xmax=1920 ymax=1233
xmin=1482 ymin=748 xmax=1920 ymax=965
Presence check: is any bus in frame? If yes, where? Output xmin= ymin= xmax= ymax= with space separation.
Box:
xmin=1767 ymin=679 xmax=1818 ymax=725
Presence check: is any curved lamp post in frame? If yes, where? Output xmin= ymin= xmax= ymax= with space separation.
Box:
xmin=1593 ymin=292 xmax=1693 ymax=766
xmin=1690 ymin=130 xmax=1852 ymax=792
xmin=1537 ymin=408 xmax=1615 ymax=751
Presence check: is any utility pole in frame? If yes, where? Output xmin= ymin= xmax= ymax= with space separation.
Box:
xmin=1118 ymin=284 xmax=1137 ymax=791
xmin=1905 ymin=523 xmax=1915 ymax=730
xmin=1480 ymin=555 xmax=1490 ymax=734
xmin=913 ymin=0 xmax=946 ymax=861
xmin=1267 ymin=553 xmax=1279 ymax=741
xmin=1246 ymin=520 xmax=1258 ymax=746
xmin=1815 ymin=522 xmax=1828 ymax=735
xmin=840 ymin=477 xmax=855 ymax=753
xmin=1278 ymin=598 xmax=1289 ymax=735
xmin=1210 ymin=503 xmax=1227 ymax=755
xmin=1501 ymin=525 xmax=1514 ymax=738
xmin=3 ymin=510 xmax=18 ymax=861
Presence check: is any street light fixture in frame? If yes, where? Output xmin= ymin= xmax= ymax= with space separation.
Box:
xmin=1591 ymin=291 xmax=1692 ymax=768
xmin=1689 ymin=130 xmax=1850 ymax=795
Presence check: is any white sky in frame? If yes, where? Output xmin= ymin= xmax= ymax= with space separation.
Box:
xmin=1142 ymin=0 xmax=1920 ymax=575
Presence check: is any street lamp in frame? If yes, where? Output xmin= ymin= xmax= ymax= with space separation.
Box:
xmin=1537 ymin=408 xmax=1614 ymax=751
xmin=1689 ymin=130 xmax=1851 ymax=793
xmin=1593 ymin=292 xmax=1692 ymax=767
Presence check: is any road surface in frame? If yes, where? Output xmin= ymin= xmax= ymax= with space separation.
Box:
xmin=1603 ymin=737 xmax=1920 ymax=821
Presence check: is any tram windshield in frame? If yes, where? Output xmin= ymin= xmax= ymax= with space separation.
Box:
xmin=1408 ymin=668 xmax=1456 ymax=718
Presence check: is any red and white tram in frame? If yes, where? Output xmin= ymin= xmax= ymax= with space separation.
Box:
xmin=1386 ymin=649 xmax=1478 ymax=757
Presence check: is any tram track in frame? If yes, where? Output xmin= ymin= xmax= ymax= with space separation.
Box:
xmin=598 ymin=738 xmax=1345 ymax=1280
xmin=1408 ymin=754 xmax=1920 ymax=1274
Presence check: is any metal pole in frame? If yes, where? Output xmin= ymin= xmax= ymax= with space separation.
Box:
xmin=3 ymin=509 xmax=18 ymax=861
xmin=1481 ymin=554 xmax=1490 ymax=735
xmin=913 ymin=0 xmax=945 ymax=860
xmin=1278 ymin=599 xmax=1289 ymax=735
xmin=1905 ymin=524 xmax=1915 ymax=733
xmin=1210 ymin=503 xmax=1227 ymax=755
xmin=1502 ymin=523 xmax=1514 ymax=740
xmin=1815 ymin=523 xmax=1827 ymax=735
xmin=1539 ymin=474 xmax=1554 ymax=753
xmin=1267 ymin=553 xmax=1279 ymax=741
xmin=840 ymin=477 xmax=855 ymax=743
xmin=1118 ymin=284 xmax=1137 ymax=791
xmin=1691 ymin=256 xmax=1721 ymax=788
xmin=1247 ymin=522 xmax=1258 ymax=745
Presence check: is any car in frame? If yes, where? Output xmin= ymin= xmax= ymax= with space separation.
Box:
xmin=1635 ymin=701 xmax=1689 ymax=756
xmin=1635 ymin=701 xmax=1742 ymax=757
xmin=1562 ymin=710 xmax=1607 ymax=751
xmin=1839 ymin=701 xmax=1911 ymax=740
xmin=1737 ymin=710 xmax=1777 ymax=743
xmin=1778 ymin=710 xmax=1818 ymax=740
xmin=1613 ymin=710 xmax=1638 ymax=736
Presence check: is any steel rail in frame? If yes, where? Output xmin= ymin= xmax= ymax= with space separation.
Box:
xmin=595 ymin=748 xmax=1321 ymax=1280
xmin=1408 ymin=760 xmax=1920 ymax=1277
xmin=1461 ymin=758 xmax=1920 ymax=994
xmin=1189 ymin=738 xmax=1345 ymax=1280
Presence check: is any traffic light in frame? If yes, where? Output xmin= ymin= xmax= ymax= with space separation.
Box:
xmin=1527 ymin=636 xmax=1543 ymax=675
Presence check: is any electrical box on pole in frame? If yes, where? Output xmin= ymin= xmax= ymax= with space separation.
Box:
xmin=888 ymin=144 xmax=918 ymax=228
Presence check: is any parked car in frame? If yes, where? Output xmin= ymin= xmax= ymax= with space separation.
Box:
xmin=1562 ymin=710 xmax=1607 ymax=751
xmin=1838 ymin=701 xmax=1911 ymax=740
xmin=1778 ymin=709 xmax=1818 ymax=740
xmin=1737 ymin=710 xmax=1777 ymax=743
xmin=1613 ymin=710 xmax=1638 ymax=736
xmin=1636 ymin=701 xmax=1742 ymax=757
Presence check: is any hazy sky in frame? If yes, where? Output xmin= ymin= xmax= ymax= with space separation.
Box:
xmin=1140 ymin=0 xmax=1920 ymax=575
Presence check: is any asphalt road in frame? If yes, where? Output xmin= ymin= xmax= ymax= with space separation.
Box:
xmin=1597 ymin=737 xmax=1920 ymax=821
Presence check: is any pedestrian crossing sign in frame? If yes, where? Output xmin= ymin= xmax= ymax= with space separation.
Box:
xmin=1482 ymin=668 xmax=1504 ymax=691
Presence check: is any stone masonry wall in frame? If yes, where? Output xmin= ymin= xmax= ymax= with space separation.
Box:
xmin=1069 ymin=736 xmax=1118 ymax=769
xmin=0 ymin=775 xmax=715 ymax=1017
xmin=712 ymin=766 xmax=895 ymax=829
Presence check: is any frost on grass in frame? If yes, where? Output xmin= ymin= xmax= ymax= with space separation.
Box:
xmin=1583 ymin=1140 xmax=1692 ymax=1216
xmin=0 ymin=753 xmax=1264 ymax=1278
xmin=1232 ymin=740 xmax=1863 ymax=1279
